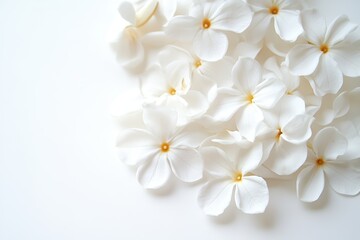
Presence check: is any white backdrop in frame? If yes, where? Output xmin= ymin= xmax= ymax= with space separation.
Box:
xmin=1 ymin=0 xmax=360 ymax=239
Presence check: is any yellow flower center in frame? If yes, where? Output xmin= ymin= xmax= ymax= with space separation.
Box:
xmin=161 ymin=142 xmax=170 ymax=152
xmin=202 ymin=18 xmax=211 ymax=29
xmin=194 ymin=59 xmax=202 ymax=68
xmin=269 ymin=6 xmax=279 ymax=15
xmin=233 ymin=172 xmax=243 ymax=182
xmin=316 ymin=158 xmax=325 ymax=166
xmin=169 ymin=88 xmax=176 ymax=95
xmin=320 ymin=44 xmax=329 ymax=54
xmin=247 ymin=93 xmax=254 ymax=104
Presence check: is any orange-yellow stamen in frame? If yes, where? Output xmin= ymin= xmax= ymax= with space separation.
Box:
xmin=161 ymin=143 xmax=170 ymax=152
xmin=269 ymin=6 xmax=279 ymax=15
xmin=247 ymin=93 xmax=254 ymax=104
xmin=316 ymin=158 xmax=325 ymax=166
xmin=233 ymin=172 xmax=243 ymax=182
xmin=169 ymin=88 xmax=176 ymax=95
xmin=320 ymin=44 xmax=329 ymax=54
xmin=202 ymin=18 xmax=211 ymax=29
xmin=194 ymin=59 xmax=202 ymax=68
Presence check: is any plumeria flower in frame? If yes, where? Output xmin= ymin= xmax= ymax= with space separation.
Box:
xmin=141 ymin=60 xmax=209 ymax=124
xmin=261 ymin=97 xmax=313 ymax=175
xmin=286 ymin=10 xmax=360 ymax=96
xmin=297 ymin=127 xmax=360 ymax=202
xmin=165 ymin=0 xmax=252 ymax=61
xmin=112 ymin=0 xmax=159 ymax=68
xmin=206 ymin=57 xmax=285 ymax=141
xmin=198 ymin=145 xmax=269 ymax=216
xmin=245 ymin=0 xmax=303 ymax=42
xmin=117 ymin=107 xmax=206 ymax=189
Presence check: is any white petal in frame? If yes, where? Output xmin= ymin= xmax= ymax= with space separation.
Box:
xmin=206 ymin=88 xmax=245 ymax=122
xmin=181 ymin=90 xmax=209 ymax=117
xmin=117 ymin=128 xmax=158 ymax=166
xmin=325 ymin=15 xmax=358 ymax=46
xmin=118 ymin=147 xmax=158 ymax=166
xmin=336 ymin=120 xmax=360 ymax=161
xmin=135 ymin=0 xmax=158 ymax=27
xmin=165 ymin=16 xmax=199 ymax=41
xmin=253 ymin=78 xmax=285 ymax=109
xmin=168 ymin=148 xmax=203 ymax=183
xmin=198 ymin=179 xmax=234 ymax=216
xmin=157 ymin=0 xmax=177 ymax=21
xmin=232 ymin=58 xmax=262 ymax=92
xmin=211 ymin=0 xmax=252 ymax=33
xmin=330 ymin=39 xmax=360 ymax=77
xmin=325 ymin=162 xmax=360 ymax=195
xmin=235 ymin=143 xmax=263 ymax=174
xmin=274 ymin=10 xmax=302 ymax=41
xmin=286 ymin=44 xmax=322 ymax=76
xmin=301 ymin=9 xmax=326 ymax=45
xmin=247 ymin=0 xmax=271 ymax=8
xmin=265 ymin=141 xmax=307 ymax=175
xmin=333 ymin=91 xmax=350 ymax=119
xmin=136 ymin=153 xmax=171 ymax=189
xmin=118 ymin=1 xmax=136 ymax=25
xmin=278 ymin=95 xmax=306 ymax=126
xmin=113 ymin=27 xmax=144 ymax=67
xmin=116 ymin=128 xmax=155 ymax=148
xmin=310 ymin=55 xmax=343 ymax=96
xmin=282 ymin=114 xmax=313 ymax=144
xmin=296 ymin=166 xmax=325 ymax=202
xmin=172 ymin=122 xmax=209 ymax=148
xmin=200 ymin=146 xmax=234 ymax=178
xmin=199 ymin=56 xmax=234 ymax=88
xmin=143 ymin=107 xmax=178 ymax=141
xmin=313 ymin=127 xmax=348 ymax=160
xmin=244 ymin=10 xmax=271 ymax=43
xmin=140 ymin=64 xmax=167 ymax=97
xmin=235 ymin=176 xmax=269 ymax=214
xmin=193 ymin=29 xmax=228 ymax=62
xmin=236 ymin=104 xmax=264 ymax=142
xmin=265 ymin=27 xmax=297 ymax=57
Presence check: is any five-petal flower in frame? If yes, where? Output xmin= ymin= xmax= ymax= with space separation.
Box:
xmin=117 ymin=107 xmax=205 ymax=189
xmin=165 ymin=0 xmax=252 ymax=61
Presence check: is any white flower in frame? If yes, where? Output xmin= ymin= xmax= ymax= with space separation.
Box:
xmin=263 ymin=56 xmax=320 ymax=115
xmin=261 ymin=97 xmax=313 ymax=175
xmin=117 ymin=107 xmax=206 ymax=189
xmin=112 ymin=0 xmax=160 ymax=69
xmin=286 ymin=10 xmax=360 ymax=96
xmin=198 ymin=145 xmax=269 ymax=216
xmin=141 ymin=61 xmax=209 ymax=123
xmin=165 ymin=0 xmax=252 ymax=61
xmin=206 ymin=58 xmax=285 ymax=141
xmin=246 ymin=0 xmax=303 ymax=42
xmin=158 ymin=45 xmax=234 ymax=89
xmin=296 ymin=127 xmax=360 ymax=202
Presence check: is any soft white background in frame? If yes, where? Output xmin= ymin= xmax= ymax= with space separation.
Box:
xmin=1 ymin=0 xmax=359 ymax=239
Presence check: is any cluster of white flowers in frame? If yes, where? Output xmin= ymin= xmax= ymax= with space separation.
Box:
xmin=111 ymin=0 xmax=360 ymax=216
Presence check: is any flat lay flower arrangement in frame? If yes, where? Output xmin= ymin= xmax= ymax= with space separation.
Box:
xmin=111 ymin=0 xmax=360 ymax=216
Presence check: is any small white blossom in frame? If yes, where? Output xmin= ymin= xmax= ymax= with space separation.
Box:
xmin=117 ymin=107 xmax=206 ymax=189
xmin=165 ymin=0 xmax=252 ymax=61
xmin=198 ymin=145 xmax=269 ymax=216
xmin=297 ymin=127 xmax=360 ymax=202
xmin=286 ymin=10 xmax=360 ymax=96
xmin=206 ymin=58 xmax=285 ymax=141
